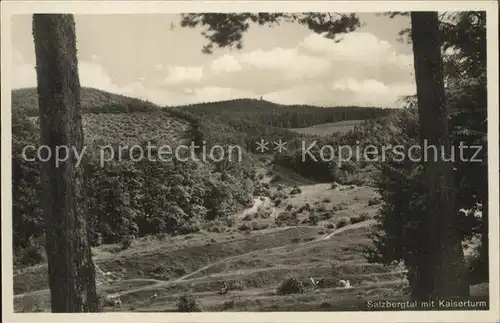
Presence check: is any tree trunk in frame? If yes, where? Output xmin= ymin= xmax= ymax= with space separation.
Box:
xmin=32 ymin=14 xmax=99 ymax=312
xmin=410 ymin=12 xmax=469 ymax=298
xmin=478 ymin=198 xmax=489 ymax=281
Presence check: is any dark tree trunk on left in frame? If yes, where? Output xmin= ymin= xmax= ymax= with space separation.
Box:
xmin=32 ymin=14 xmax=99 ymax=312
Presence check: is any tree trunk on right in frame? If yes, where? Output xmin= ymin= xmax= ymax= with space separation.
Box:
xmin=410 ymin=11 xmax=469 ymax=298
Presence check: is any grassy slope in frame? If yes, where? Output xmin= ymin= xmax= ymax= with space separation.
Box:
xmin=13 ymin=87 xmax=193 ymax=148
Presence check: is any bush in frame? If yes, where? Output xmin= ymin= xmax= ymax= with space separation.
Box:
xmin=258 ymin=208 xmax=272 ymax=219
xmin=349 ymin=212 xmax=371 ymax=224
xmin=120 ymin=237 xmax=132 ymax=250
xmin=275 ymin=212 xmax=297 ymax=226
xmin=316 ymin=204 xmax=327 ymax=212
xmin=290 ymin=186 xmax=302 ymax=195
xmin=18 ymin=243 xmax=46 ymax=266
xmin=251 ymin=221 xmax=269 ymax=231
xmin=308 ymin=213 xmax=320 ymax=225
xmin=270 ymin=174 xmax=284 ymax=183
xmin=321 ymin=211 xmax=334 ymax=220
xmin=358 ymin=212 xmax=371 ymax=221
xmin=242 ymin=214 xmax=254 ymax=221
xmin=337 ymin=202 xmax=349 ymax=210
xmin=277 ymin=277 xmax=305 ymax=295
xmin=238 ymin=223 xmax=252 ymax=232
xmin=325 ymin=222 xmax=335 ymax=229
xmin=336 ymin=217 xmax=349 ymax=228
xmin=203 ymin=220 xmax=226 ymax=233
xmin=221 ymin=300 xmax=235 ymax=310
xmin=230 ymin=280 xmax=246 ymax=290
xmin=350 ymin=215 xmax=363 ymax=224
xmin=177 ymin=294 xmax=202 ymax=312
xmin=178 ymin=223 xmax=201 ymax=235
xmin=367 ymin=197 xmax=381 ymax=206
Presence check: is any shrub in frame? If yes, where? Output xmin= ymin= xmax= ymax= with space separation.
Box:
xmin=336 ymin=217 xmax=349 ymax=228
xmin=350 ymin=215 xmax=364 ymax=224
xmin=18 ymin=243 xmax=46 ymax=267
xmin=325 ymin=222 xmax=335 ymax=229
xmin=120 ymin=238 xmax=132 ymax=250
xmin=258 ymin=208 xmax=272 ymax=219
xmin=316 ymin=203 xmax=327 ymax=212
xmin=275 ymin=212 xmax=297 ymax=226
xmin=221 ymin=300 xmax=235 ymax=310
xmin=177 ymin=294 xmax=202 ymax=312
xmin=230 ymin=280 xmax=246 ymax=290
xmin=297 ymin=203 xmax=311 ymax=214
xmin=203 ymin=220 xmax=226 ymax=233
xmin=277 ymin=277 xmax=305 ymax=295
xmin=338 ymin=202 xmax=349 ymax=210
xmin=290 ymin=186 xmax=302 ymax=195
xmin=286 ymin=204 xmax=294 ymax=211
xmin=368 ymin=197 xmax=381 ymax=206
xmin=331 ymin=182 xmax=340 ymax=189
xmin=238 ymin=223 xmax=252 ymax=232
xmin=321 ymin=211 xmax=334 ymax=220
xmin=322 ymin=197 xmax=331 ymax=203
xmin=308 ymin=213 xmax=320 ymax=226
xmin=358 ymin=212 xmax=371 ymax=221
xmin=251 ymin=221 xmax=269 ymax=231
xmin=178 ymin=223 xmax=201 ymax=235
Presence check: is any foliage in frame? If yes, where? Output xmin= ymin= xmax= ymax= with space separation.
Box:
xmin=180 ymin=13 xmax=361 ymax=54
xmin=276 ymin=277 xmax=305 ymax=295
xmin=177 ymin=294 xmax=202 ymax=312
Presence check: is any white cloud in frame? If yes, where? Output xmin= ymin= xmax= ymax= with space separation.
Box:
xmin=263 ymin=78 xmax=416 ymax=107
xmin=12 ymin=29 xmax=417 ymax=108
xmin=163 ymin=65 xmax=203 ymax=84
xmin=199 ymin=31 xmax=415 ymax=105
xmin=11 ymin=47 xmax=213 ymax=106
xmin=298 ymin=32 xmax=410 ymax=66
xmin=208 ymin=47 xmax=330 ymax=81
xmin=211 ymin=54 xmax=242 ymax=73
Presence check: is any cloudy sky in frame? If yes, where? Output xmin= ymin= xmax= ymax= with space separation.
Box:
xmin=11 ymin=13 xmax=416 ymax=107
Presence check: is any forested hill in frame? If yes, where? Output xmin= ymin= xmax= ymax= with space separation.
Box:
xmin=176 ymin=98 xmax=395 ymax=129
xmin=12 ymin=87 xmax=161 ymax=116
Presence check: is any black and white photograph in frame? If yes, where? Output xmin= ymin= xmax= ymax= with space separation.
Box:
xmin=1 ymin=1 xmax=499 ymax=322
